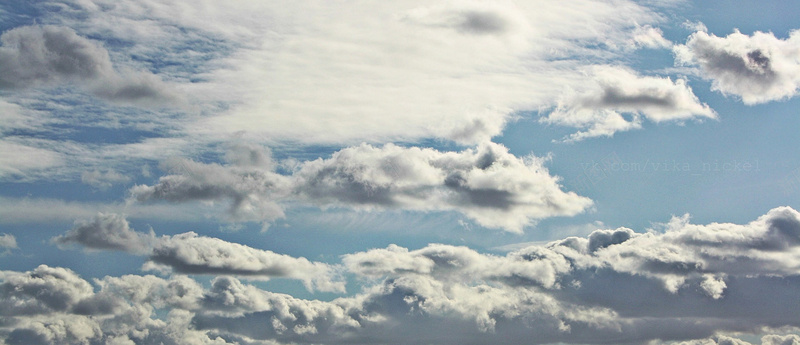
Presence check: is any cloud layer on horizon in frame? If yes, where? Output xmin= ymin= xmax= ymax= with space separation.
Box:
xmin=2 ymin=206 xmax=798 ymax=344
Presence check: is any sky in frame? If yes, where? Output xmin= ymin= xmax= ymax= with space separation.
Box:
xmin=1 ymin=0 xmax=800 ymax=344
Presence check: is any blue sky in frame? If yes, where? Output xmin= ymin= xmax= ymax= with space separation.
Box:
xmin=2 ymin=1 xmax=800 ymax=344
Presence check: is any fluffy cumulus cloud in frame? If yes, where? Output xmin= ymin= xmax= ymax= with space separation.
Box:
xmin=0 ymin=25 xmax=176 ymax=105
xmin=675 ymin=30 xmax=800 ymax=104
xmin=131 ymin=142 xmax=591 ymax=232
xmin=50 ymin=213 xmax=344 ymax=292
xmin=129 ymin=145 xmax=289 ymax=225
xmin=542 ymin=65 xmax=716 ymax=141
xmin=0 ymin=207 xmax=795 ymax=344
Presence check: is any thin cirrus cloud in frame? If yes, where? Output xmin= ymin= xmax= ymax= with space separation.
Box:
xmin=130 ymin=142 xmax=592 ymax=233
xmin=675 ymin=29 xmax=800 ymax=104
xmin=2 ymin=206 xmax=800 ymax=343
xmin=541 ymin=65 xmax=716 ymax=142
xmin=188 ymin=0 xmax=670 ymax=145
xmin=51 ymin=213 xmax=345 ymax=293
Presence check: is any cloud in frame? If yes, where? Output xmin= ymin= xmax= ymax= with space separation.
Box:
xmin=129 ymin=153 xmax=289 ymax=225
xmin=0 ymin=267 xmax=229 ymax=344
xmin=675 ymin=30 xmax=800 ymax=104
xmin=50 ymin=213 xmax=345 ymax=292
xmin=0 ymin=265 xmax=94 ymax=316
xmin=672 ymin=334 xmax=800 ymax=345
xmin=5 ymin=203 xmax=800 ymax=345
xmin=293 ymin=142 xmax=592 ymax=232
xmin=179 ymin=0 xmax=666 ymax=144
xmin=131 ymin=142 xmax=591 ymax=232
xmin=51 ymin=213 xmax=154 ymax=254
xmin=0 ymin=25 xmax=176 ymax=105
xmin=0 ymin=140 xmax=65 ymax=180
xmin=0 ymin=233 xmax=17 ymax=249
xmin=631 ymin=25 xmax=673 ymax=49
xmin=146 ymin=232 xmax=345 ymax=293
xmin=542 ymin=65 xmax=716 ymax=141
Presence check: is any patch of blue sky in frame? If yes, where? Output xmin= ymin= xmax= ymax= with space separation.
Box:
xmin=0 ymin=2 xmax=41 ymax=31
xmin=498 ymin=92 xmax=800 ymax=233
xmin=689 ymin=0 xmax=800 ymax=37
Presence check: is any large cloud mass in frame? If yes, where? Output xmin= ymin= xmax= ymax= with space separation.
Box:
xmin=2 ymin=207 xmax=797 ymax=344
xmin=131 ymin=142 xmax=592 ymax=232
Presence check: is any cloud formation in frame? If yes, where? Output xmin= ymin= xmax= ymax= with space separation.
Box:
xmin=129 ymin=150 xmax=289 ymax=224
xmin=542 ymin=66 xmax=716 ymax=141
xmin=51 ymin=213 xmax=344 ymax=292
xmin=675 ymin=30 xmax=800 ymax=104
xmin=52 ymin=213 xmax=154 ymax=254
xmin=0 ymin=25 xmax=176 ymax=105
xmin=131 ymin=142 xmax=591 ymax=232
xmin=3 ymin=206 xmax=800 ymax=343
xmin=182 ymin=0 xmax=667 ymax=144
xmin=147 ymin=232 xmax=345 ymax=293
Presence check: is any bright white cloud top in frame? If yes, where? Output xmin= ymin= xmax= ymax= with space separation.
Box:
xmin=2 ymin=0 xmax=800 ymax=344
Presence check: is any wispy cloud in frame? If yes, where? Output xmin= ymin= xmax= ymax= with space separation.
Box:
xmin=542 ymin=65 xmax=716 ymax=141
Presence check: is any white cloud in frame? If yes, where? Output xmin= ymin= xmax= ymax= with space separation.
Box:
xmin=131 ymin=142 xmax=591 ymax=232
xmin=542 ymin=65 xmax=716 ymax=141
xmin=682 ymin=20 xmax=708 ymax=33
xmin=129 ymin=154 xmax=289 ymax=225
xmin=675 ymin=30 xmax=800 ymax=104
xmin=0 ymin=140 xmax=65 ymax=180
xmin=670 ymin=334 xmax=800 ymax=345
xmin=5 ymin=202 xmax=800 ymax=345
xmin=178 ymin=0 xmax=666 ymax=144
xmin=49 ymin=213 xmax=345 ymax=293
xmin=146 ymin=232 xmax=345 ymax=293
xmin=631 ymin=25 xmax=673 ymax=49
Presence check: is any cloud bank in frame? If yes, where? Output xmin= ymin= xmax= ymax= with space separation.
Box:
xmin=52 ymin=213 xmax=345 ymax=293
xmin=130 ymin=142 xmax=591 ymax=232
xmin=1 ymin=207 xmax=796 ymax=344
